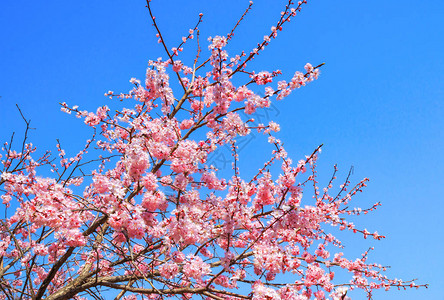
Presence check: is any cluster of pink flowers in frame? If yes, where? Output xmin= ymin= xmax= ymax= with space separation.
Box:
xmin=182 ymin=255 xmax=211 ymax=280
xmin=253 ymin=71 xmax=273 ymax=85
xmin=0 ymin=1 xmax=425 ymax=299
xmin=159 ymin=262 xmax=179 ymax=279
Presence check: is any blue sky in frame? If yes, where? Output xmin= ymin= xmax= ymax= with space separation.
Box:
xmin=0 ymin=1 xmax=443 ymax=299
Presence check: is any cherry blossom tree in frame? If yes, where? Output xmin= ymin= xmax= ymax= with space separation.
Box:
xmin=0 ymin=1 xmax=426 ymax=299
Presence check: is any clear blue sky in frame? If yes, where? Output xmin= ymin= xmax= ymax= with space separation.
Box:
xmin=0 ymin=1 xmax=443 ymax=299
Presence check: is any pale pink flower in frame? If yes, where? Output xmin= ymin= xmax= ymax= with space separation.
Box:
xmin=159 ymin=262 xmax=179 ymax=279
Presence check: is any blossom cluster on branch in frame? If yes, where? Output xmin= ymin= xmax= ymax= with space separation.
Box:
xmin=0 ymin=1 xmax=425 ymax=299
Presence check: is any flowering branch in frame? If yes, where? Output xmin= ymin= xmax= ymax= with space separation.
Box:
xmin=0 ymin=1 xmax=427 ymax=300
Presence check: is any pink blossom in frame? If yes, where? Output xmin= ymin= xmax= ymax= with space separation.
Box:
xmin=142 ymin=173 xmax=158 ymax=191
xmin=159 ymin=262 xmax=179 ymax=279
xmin=182 ymin=255 xmax=210 ymax=280
xmin=253 ymin=71 xmax=273 ymax=85
xmin=84 ymin=112 xmax=100 ymax=126
xmin=304 ymin=63 xmax=314 ymax=72
xmin=268 ymin=121 xmax=280 ymax=132
xmin=0 ymin=2 xmax=423 ymax=299
xmin=34 ymin=243 xmax=49 ymax=256
xmin=180 ymin=119 xmax=194 ymax=130
xmin=173 ymin=60 xmax=183 ymax=72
